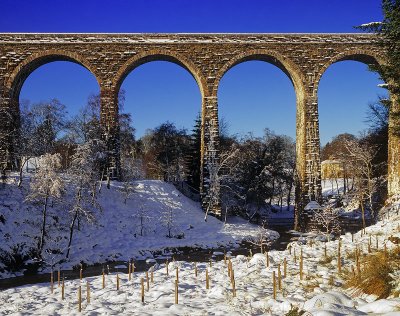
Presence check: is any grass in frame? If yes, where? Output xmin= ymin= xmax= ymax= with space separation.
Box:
xmin=344 ymin=247 xmax=400 ymax=299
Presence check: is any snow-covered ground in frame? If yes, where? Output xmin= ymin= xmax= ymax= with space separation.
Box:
xmin=0 ymin=177 xmax=278 ymax=278
xmin=1 ymin=205 xmax=399 ymax=315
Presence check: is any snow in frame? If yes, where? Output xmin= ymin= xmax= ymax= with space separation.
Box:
xmin=1 ymin=176 xmax=400 ymax=314
xmin=1 ymin=203 xmax=399 ymax=315
xmin=0 ymin=177 xmax=278 ymax=278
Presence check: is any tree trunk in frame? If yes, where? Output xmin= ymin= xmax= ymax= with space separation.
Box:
xmin=38 ymin=195 xmax=49 ymax=255
xmin=17 ymin=157 xmax=29 ymax=187
xmin=66 ymin=210 xmax=79 ymax=259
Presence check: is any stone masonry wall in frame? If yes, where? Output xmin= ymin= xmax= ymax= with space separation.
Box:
xmin=0 ymin=33 xmax=393 ymax=225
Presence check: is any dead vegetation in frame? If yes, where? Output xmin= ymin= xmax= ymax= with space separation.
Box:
xmin=344 ymin=247 xmax=400 ymax=299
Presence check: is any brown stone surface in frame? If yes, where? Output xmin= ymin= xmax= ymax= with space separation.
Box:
xmin=0 ymin=33 xmax=396 ymax=225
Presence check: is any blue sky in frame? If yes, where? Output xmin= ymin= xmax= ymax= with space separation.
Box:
xmin=1 ymin=0 xmax=388 ymax=144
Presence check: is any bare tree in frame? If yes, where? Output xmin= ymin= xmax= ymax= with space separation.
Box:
xmin=312 ymin=205 xmax=341 ymax=241
xmin=66 ymin=140 xmax=105 ymax=258
xmin=26 ymin=153 xmax=65 ymax=257
xmin=344 ymin=137 xmax=381 ymax=225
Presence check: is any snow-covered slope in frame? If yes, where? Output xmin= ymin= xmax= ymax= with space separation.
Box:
xmin=0 ymin=179 xmax=277 ymax=278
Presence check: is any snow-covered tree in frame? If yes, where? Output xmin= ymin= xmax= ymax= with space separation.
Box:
xmin=26 ymin=153 xmax=65 ymax=257
xmin=161 ymin=204 xmax=178 ymax=238
xmin=312 ymin=205 xmax=341 ymax=241
xmin=134 ymin=198 xmax=152 ymax=237
xmin=66 ymin=139 xmax=105 ymax=258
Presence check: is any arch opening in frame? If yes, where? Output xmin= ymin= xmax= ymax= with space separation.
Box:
xmin=217 ymin=59 xmax=297 ymax=219
xmin=117 ymin=59 xmax=202 ymax=184
xmin=318 ymin=57 xmax=389 ymax=211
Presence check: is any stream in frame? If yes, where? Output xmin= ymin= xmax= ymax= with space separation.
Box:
xmin=0 ymin=229 xmax=294 ymax=290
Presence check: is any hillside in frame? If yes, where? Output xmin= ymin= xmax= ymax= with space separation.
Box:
xmin=0 ymin=178 xmax=277 ymax=278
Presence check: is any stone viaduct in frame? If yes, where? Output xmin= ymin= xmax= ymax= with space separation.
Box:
xmin=0 ymin=33 xmax=399 ymax=228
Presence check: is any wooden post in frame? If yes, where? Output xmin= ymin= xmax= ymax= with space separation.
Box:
xmin=117 ymin=273 xmax=120 ymax=291
xmin=368 ymin=236 xmax=372 ymax=253
xmin=141 ymin=278 xmax=144 ymax=303
xmin=166 ymin=260 xmax=169 ymax=276
xmin=61 ymin=277 xmax=65 ymax=300
xmin=194 ymin=262 xmax=198 ymax=277
xmin=273 ymin=271 xmax=276 ymax=300
xmin=175 ymin=280 xmax=178 ymax=304
xmin=228 ymin=260 xmax=232 ymax=277
xmin=80 ymin=266 xmax=83 ymax=281
xmin=278 ymin=264 xmax=282 ymax=290
xmin=128 ymin=260 xmax=131 ymax=281
xmin=58 ymin=268 xmax=60 ymax=287
xmin=294 ymin=248 xmax=297 ymax=264
xmin=175 ymin=267 xmax=178 ymax=283
xmin=283 ymin=258 xmax=287 ymax=278
xmin=87 ymin=281 xmax=90 ymax=304
xmin=78 ymin=285 xmax=82 ymax=312
xmin=146 ymin=271 xmax=149 ymax=291
xmin=50 ymin=271 xmax=54 ymax=294
xmin=102 ymin=269 xmax=105 ymax=289
xmin=224 ymin=253 xmax=226 ymax=265
xmin=337 ymin=239 xmax=342 ymax=274
xmin=231 ymin=269 xmax=236 ymax=297
xmin=209 ymin=259 xmax=212 ymax=268
xmin=206 ymin=268 xmax=210 ymax=289
xmin=299 ymin=251 xmax=303 ymax=281
xmin=351 ymin=233 xmax=354 ymax=243
xmin=132 ymin=261 xmax=135 ymax=274
xmin=265 ymin=251 xmax=269 ymax=267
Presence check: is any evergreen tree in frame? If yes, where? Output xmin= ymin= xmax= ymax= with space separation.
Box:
xmin=186 ymin=114 xmax=202 ymax=190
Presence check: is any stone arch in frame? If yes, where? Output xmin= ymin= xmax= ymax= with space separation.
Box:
xmin=112 ymin=50 xmax=207 ymax=98
xmin=316 ymin=49 xmax=386 ymax=87
xmin=213 ymin=49 xmax=305 ymax=98
xmin=5 ymin=49 xmax=100 ymax=102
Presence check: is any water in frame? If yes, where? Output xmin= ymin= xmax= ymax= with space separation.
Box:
xmin=0 ymin=229 xmax=294 ymax=290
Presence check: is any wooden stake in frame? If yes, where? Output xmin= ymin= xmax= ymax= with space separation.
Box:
xmin=351 ymin=233 xmax=354 ymax=243
xmin=78 ymin=285 xmax=82 ymax=312
xmin=86 ymin=281 xmax=90 ymax=304
xmin=141 ymin=278 xmax=144 ymax=303
xmin=337 ymin=239 xmax=342 ymax=274
xmin=50 ymin=271 xmax=54 ymax=294
xmin=278 ymin=264 xmax=282 ymax=290
xmin=166 ymin=260 xmax=169 ymax=276
xmin=146 ymin=271 xmax=149 ymax=291
xmin=265 ymin=251 xmax=269 ymax=267
xmin=294 ymin=248 xmax=297 ymax=264
xmin=80 ymin=267 xmax=83 ymax=281
xmin=209 ymin=259 xmax=212 ymax=268
xmin=273 ymin=271 xmax=276 ymax=299
xmin=206 ymin=268 xmax=210 ymax=289
xmin=58 ymin=269 xmax=60 ymax=287
xmin=117 ymin=273 xmax=120 ymax=291
xmin=102 ymin=269 xmax=105 ymax=289
xmin=231 ymin=269 xmax=236 ymax=297
xmin=132 ymin=261 xmax=135 ymax=274
xmin=128 ymin=260 xmax=131 ymax=281
xmin=61 ymin=277 xmax=65 ymax=300
xmin=175 ymin=267 xmax=178 ymax=283
xmin=175 ymin=280 xmax=178 ymax=304
xmin=299 ymin=252 xmax=303 ymax=281
xmin=283 ymin=258 xmax=287 ymax=278
xmin=194 ymin=262 xmax=198 ymax=277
